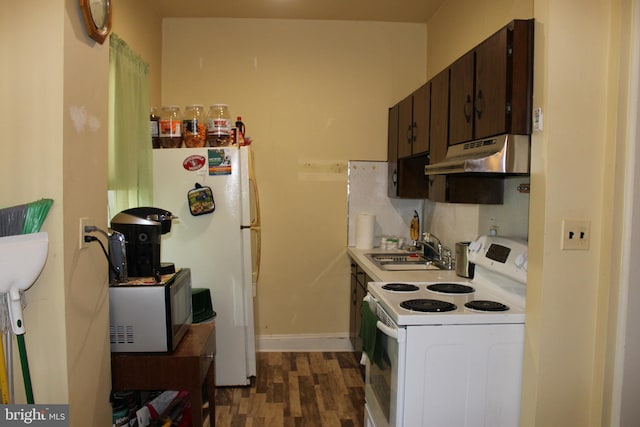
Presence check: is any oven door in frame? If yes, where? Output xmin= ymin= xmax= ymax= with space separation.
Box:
xmin=363 ymin=294 xmax=406 ymax=427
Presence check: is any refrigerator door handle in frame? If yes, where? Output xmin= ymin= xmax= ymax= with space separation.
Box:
xmin=248 ymin=149 xmax=262 ymax=289
xmin=251 ymin=222 xmax=261 ymax=287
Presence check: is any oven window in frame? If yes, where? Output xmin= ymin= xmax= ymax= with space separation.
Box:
xmin=370 ymin=351 xmax=392 ymax=421
xmin=366 ymin=327 xmax=401 ymax=426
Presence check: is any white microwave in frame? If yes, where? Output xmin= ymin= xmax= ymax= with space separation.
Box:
xmin=109 ymin=268 xmax=192 ymax=352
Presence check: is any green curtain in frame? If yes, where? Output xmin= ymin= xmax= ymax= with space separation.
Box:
xmin=108 ymin=33 xmax=152 ymax=218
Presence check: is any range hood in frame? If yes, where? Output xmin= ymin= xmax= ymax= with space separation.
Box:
xmin=425 ymin=134 xmax=530 ymax=175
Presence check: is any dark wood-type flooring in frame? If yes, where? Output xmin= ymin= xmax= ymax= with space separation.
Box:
xmin=211 ymin=352 xmax=365 ymax=426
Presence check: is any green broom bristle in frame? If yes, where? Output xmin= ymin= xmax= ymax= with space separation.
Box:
xmin=21 ymin=199 xmax=53 ymax=234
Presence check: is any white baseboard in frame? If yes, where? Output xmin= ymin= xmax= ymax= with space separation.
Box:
xmin=256 ymin=333 xmax=354 ymax=352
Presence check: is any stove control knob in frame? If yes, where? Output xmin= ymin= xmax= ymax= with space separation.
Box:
xmin=515 ymin=253 xmax=528 ymax=271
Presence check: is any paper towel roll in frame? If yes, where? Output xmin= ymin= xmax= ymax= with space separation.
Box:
xmin=355 ymin=213 xmax=376 ymax=249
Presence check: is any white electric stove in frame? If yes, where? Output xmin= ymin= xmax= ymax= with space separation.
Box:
xmin=363 ymin=235 xmax=528 ymax=427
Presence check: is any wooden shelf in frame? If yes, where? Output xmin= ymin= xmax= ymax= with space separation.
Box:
xmin=111 ymin=323 xmax=216 ymax=427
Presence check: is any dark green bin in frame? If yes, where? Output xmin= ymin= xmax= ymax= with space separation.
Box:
xmin=191 ymin=288 xmax=215 ymax=323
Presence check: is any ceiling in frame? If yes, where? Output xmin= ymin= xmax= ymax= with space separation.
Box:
xmin=150 ymin=0 xmax=447 ymax=23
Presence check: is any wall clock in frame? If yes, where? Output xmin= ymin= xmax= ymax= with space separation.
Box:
xmin=80 ymin=0 xmax=112 ymax=44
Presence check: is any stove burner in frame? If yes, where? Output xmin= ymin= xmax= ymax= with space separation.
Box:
xmin=465 ymin=300 xmax=509 ymax=312
xmin=400 ymin=299 xmax=457 ymax=313
xmin=382 ymin=283 xmax=420 ymax=292
xmin=427 ymin=283 xmax=475 ymax=294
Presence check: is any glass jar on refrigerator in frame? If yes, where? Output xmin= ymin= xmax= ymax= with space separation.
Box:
xmin=150 ymin=107 xmax=160 ymax=148
xmin=159 ymin=105 xmax=183 ymax=148
xmin=183 ymin=104 xmax=206 ymax=148
xmin=206 ymin=104 xmax=231 ymax=146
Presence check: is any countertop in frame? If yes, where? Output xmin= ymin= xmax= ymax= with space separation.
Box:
xmin=347 ymin=246 xmax=463 ymax=283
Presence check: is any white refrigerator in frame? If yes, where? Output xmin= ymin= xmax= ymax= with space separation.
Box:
xmin=153 ymin=146 xmax=260 ymax=386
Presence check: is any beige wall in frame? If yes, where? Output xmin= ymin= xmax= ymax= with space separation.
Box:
xmin=1 ymin=1 xmax=161 ymax=425
xmin=1 ymin=0 xmax=69 ymax=404
xmin=113 ymin=1 xmax=163 ymax=108
xmin=62 ymin=0 xmax=112 ymax=421
xmin=426 ymin=0 xmax=534 ymax=78
xmin=161 ymin=18 xmax=426 ymax=337
xmin=1 ymin=0 xmax=110 ymax=423
xmin=426 ymin=0 xmax=630 ymax=426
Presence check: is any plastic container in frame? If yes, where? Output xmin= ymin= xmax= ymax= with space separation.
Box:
xmin=150 ymin=107 xmax=160 ymax=148
xmin=192 ymin=288 xmax=215 ymax=323
xmin=111 ymin=404 xmax=129 ymax=427
xmin=183 ymin=104 xmax=207 ymax=148
xmin=206 ymin=104 xmax=231 ymax=146
xmin=159 ymin=106 xmax=183 ymax=148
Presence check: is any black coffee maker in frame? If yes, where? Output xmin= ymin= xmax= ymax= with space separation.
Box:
xmin=110 ymin=207 xmax=177 ymax=278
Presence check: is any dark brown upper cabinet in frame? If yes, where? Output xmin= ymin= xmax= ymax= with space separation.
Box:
xmin=449 ymin=19 xmax=534 ymax=146
xmin=449 ymin=51 xmax=474 ymax=145
xmin=388 ymin=103 xmax=429 ymax=199
xmin=398 ymin=83 xmax=430 ymax=158
xmin=429 ymin=66 xmax=503 ymax=204
xmin=386 ymin=19 xmax=533 ymax=203
xmin=387 ymin=104 xmax=400 ymax=197
xmin=428 ymin=69 xmax=449 ymax=202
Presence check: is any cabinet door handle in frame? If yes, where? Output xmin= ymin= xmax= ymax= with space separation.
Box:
xmin=406 ymin=125 xmax=412 ymax=144
xmin=392 ymin=170 xmax=397 ymax=186
xmin=475 ymin=89 xmax=484 ymax=119
xmin=412 ymin=122 xmax=418 ymax=142
xmin=464 ymin=94 xmax=472 ymax=123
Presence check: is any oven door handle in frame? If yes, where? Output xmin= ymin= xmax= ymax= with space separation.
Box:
xmin=376 ymin=320 xmax=399 ymax=340
xmin=364 ymin=294 xmax=402 ymax=341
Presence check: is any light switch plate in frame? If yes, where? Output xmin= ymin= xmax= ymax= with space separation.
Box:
xmin=561 ymin=219 xmax=590 ymax=250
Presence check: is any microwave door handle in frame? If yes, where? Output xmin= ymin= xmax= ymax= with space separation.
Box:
xmin=376 ymin=321 xmax=399 ymax=340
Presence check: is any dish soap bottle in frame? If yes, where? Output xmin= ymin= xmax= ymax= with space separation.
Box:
xmin=410 ymin=211 xmax=420 ymax=243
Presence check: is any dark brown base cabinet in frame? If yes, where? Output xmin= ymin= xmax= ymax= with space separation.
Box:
xmin=349 ymin=259 xmax=370 ymax=354
xmin=387 ymin=19 xmax=533 ymax=203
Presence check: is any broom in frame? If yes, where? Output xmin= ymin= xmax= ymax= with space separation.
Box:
xmin=22 ymin=199 xmax=53 ymax=234
xmin=0 ymin=203 xmax=27 ymax=404
xmin=0 ymin=198 xmax=53 ymax=404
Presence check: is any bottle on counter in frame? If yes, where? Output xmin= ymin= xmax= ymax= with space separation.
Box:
xmin=206 ymin=104 xmax=231 ymax=146
xmin=234 ymin=115 xmax=245 ymax=145
xmin=150 ymin=107 xmax=160 ymax=149
xmin=159 ymin=105 xmax=183 ymax=148
xmin=183 ymin=104 xmax=207 ymax=148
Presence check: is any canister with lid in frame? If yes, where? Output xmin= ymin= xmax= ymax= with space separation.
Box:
xmin=183 ymin=104 xmax=206 ymax=147
xmin=206 ymin=104 xmax=231 ymax=146
xmin=159 ymin=106 xmax=183 ymax=148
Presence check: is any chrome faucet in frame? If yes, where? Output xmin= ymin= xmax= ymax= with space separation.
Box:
xmin=416 ymin=232 xmax=454 ymax=270
xmin=419 ymin=232 xmax=442 ymax=260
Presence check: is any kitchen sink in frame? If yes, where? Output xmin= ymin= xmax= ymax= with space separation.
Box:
xmin=365 ymin=252 xmax=442 ymax=271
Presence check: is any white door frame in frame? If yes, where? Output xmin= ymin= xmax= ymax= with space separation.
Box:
xmin=612 ymin=0 xmax=640 ymax=424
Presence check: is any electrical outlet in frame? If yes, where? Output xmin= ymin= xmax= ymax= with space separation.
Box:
xmin=79 ymin=217 xmax=90 ymax=250
xmin=533 ymin=107 xmax=543 ymax=132
xmin=561 ymin=219 xmax=590 ymax=250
